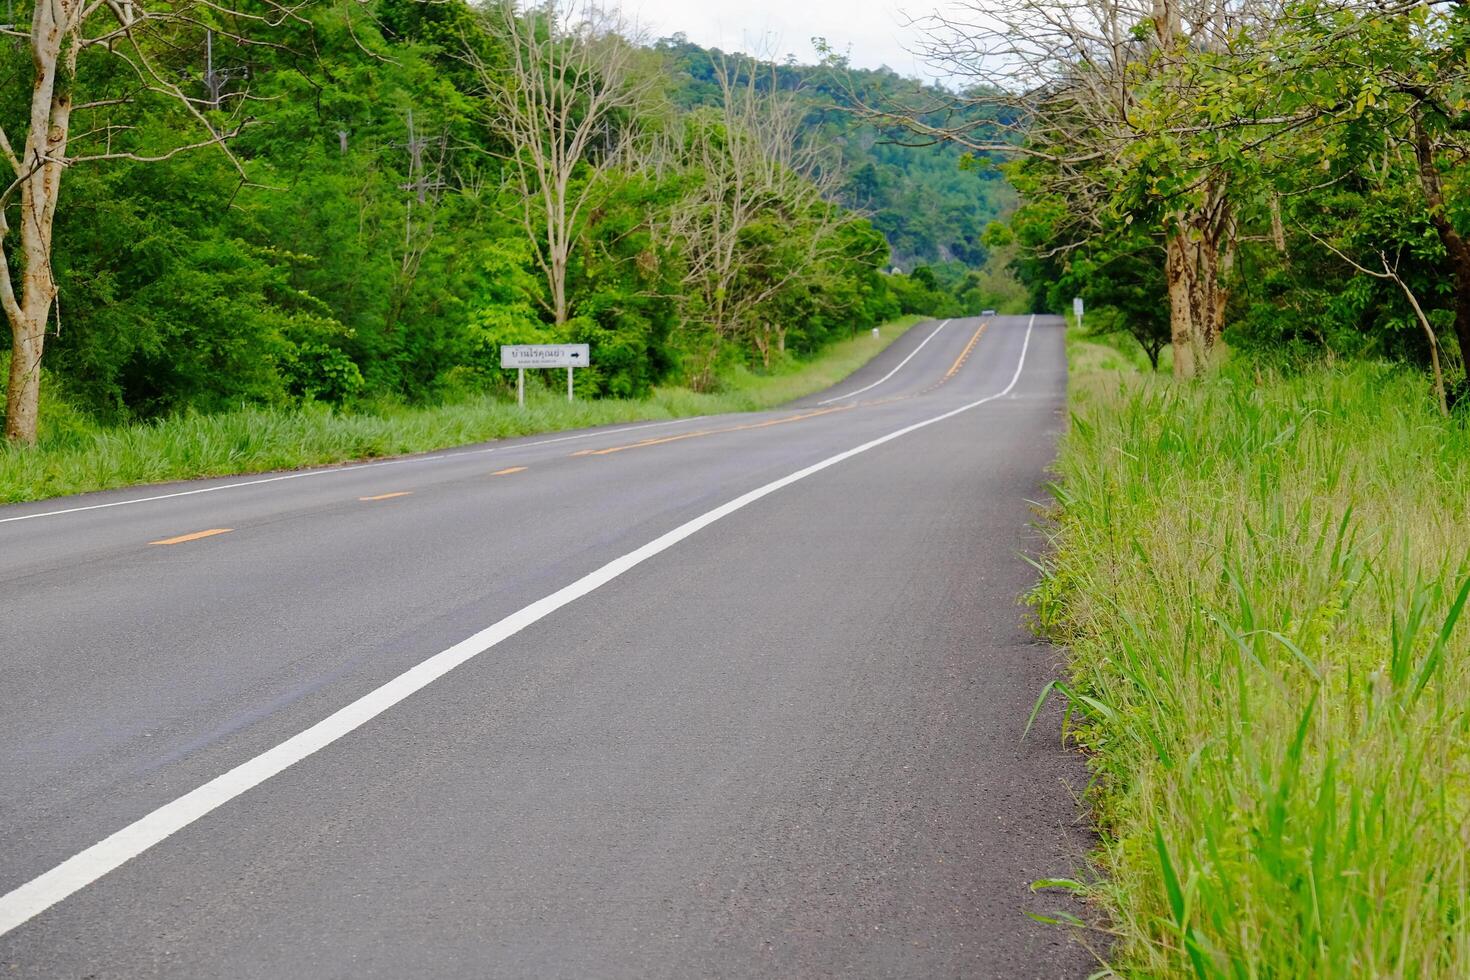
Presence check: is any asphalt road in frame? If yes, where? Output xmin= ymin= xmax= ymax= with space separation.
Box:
xmin=0 ymin=314 xmax=1092 ymax=978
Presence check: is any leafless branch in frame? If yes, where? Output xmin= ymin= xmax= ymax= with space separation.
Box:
xmin=1308 ymin=228 xmax=1449 ymax=414
xmin=464 ymin=0 xmax=655 ymax=325
xmin=0 ymin=125 xmax=21 ymax=175
xmin=69 ymin=125 xmax=248 ymax=164
xmin=653 ymin=55 xmax=852 ymax=380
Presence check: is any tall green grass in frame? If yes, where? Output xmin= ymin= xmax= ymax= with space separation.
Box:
xmin=0 ymin=316 xmax=920 ymax=504
xmin=1033 ymin=359 xmax=1470 ymax=975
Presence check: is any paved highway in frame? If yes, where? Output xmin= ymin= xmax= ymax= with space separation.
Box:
xmin=0 ymin=315 xmax=1090 ymax=978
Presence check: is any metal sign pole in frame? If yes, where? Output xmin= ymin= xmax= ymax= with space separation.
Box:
xmin=567 ymin=366 xmax=574 ymax=402
xmin=518 ymin=368 xmax=525 ymax=408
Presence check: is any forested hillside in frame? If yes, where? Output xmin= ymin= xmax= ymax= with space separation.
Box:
xmin=0 ymin=0 xmax=1011 ymax=444
xmin=652 ymin=37 xmax=1016 ymax=272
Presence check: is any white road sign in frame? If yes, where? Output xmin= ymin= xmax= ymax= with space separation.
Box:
xmin=1073 ymin=296 xmax=1084 ymax=318
xmin=500 ymin=344 xmax=590 ymax=369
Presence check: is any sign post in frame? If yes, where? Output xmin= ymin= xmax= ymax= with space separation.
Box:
xmin=1073 ymin=296 xmax=1084 ymax=330
xmin=500 ymin=344 xmax=591 ymax=406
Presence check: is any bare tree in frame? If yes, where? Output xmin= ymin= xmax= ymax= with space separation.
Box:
xmin=0 ymin=0 xmax=294 ymax=443
xmin=661 ymin=59 xmax=853 ymax=387
xmin=467 ymin=0 xmax=653 ymax=326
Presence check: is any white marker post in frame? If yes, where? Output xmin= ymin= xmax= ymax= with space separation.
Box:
xmin=500 ymin=344 xmax=591 ymax=407
xmin=1073 ymin=295 xmax=1084 ymax=331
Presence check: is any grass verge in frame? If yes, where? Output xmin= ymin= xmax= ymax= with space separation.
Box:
xmin=0 ymin=317 xmax=921 ymax=505
xmin=1032 ymin=357 xmax=1470 ymax=975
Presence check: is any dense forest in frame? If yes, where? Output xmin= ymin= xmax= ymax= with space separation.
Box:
xmin=0 ymin=0 xmax=1016 ymax=443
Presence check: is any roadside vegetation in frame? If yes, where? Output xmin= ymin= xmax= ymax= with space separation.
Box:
xmin=0 ymin=316 xmax=919 ymax=504
xmin=1031 ymin=335 xmax=1470 ymax=975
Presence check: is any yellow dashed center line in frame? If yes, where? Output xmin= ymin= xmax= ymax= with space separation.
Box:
xmin=944 ymin=323 xmax=988 ymax=380
xmin=919 ymin=322 xmax=989 ymax=395
xmin=150 ymin=528 xmax=233 ymax=546
xmin=570 ymin=405 xmax=853 ymax=457
xmin=359 ymin=491 xmax=413 ymax=501
xmin=492 ymin=467 xmax=528 ymax=476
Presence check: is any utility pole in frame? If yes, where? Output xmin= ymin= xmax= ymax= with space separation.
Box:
xmin=203 ymin=29 xmax=248 ymax=109
xmin=390 ymin=109 xmax=447 ymax=250
xmin=395 ymin=109 xmax=446 ymax=205
xmin=384 ymin=109 xmax=450 ymax=332
xmin=392 ymin=110 xmax=432 ymax=258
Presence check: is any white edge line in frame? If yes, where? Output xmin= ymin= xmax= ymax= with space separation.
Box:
xmin=0 ymin=318 xmax=1034 ymax=937
xmin=816 ymin=318 xmax=951 ymax=405
xmin=0 ymin=416 xmax=707 ymax=526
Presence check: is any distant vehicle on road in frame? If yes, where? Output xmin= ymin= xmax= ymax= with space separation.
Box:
xmin=981 ymin=309 xmax=997 ymax=316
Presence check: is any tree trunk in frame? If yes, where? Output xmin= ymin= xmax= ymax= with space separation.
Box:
xmin=551 ymin=245 xmax=568 ymax=326
xmin=3 ymin=0 xmax=71 ymax=444
xmin=1270 ymin=195 xmax=1288 ymax=255
xmin=1412 ymin=112 xmax=1470 ymax=374
xmin=1151 ymin=0 xmax=1180 ymax=47
xmin=753 ymin=324 xmax=771 ymax=369
xmin=690 ymin=342 xmax=719 ymax=392
xmin=1165 ymin=233 xmax=1198 ymax=379
xmin=1446 ymin=254 xmax=1470 ymax=379
xmin=1452 ymin=276 xmax=1470 ymax=381
xmin=5 ymin=320 xmax=43 ymax=442
xmin=1164 ymin=216 xmax=1230 ymax=380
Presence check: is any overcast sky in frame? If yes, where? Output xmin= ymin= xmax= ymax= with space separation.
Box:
xmin=625 ymin=0 xmax=944 ymax=81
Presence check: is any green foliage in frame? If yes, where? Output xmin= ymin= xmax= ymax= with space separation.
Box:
xmin=1000 ymin=0 xmax=1470 ymax=390
xmin=1 ymin=0 xmax=935 ymax=434
xmin=1040 ymin=358 xmax=1470 ymax=975
xmin=1 ymin=0 xmax=993 ymax=438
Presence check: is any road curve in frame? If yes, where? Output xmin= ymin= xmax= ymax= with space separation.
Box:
xmin=0 ymin=315 xmax=1091 ymax=978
